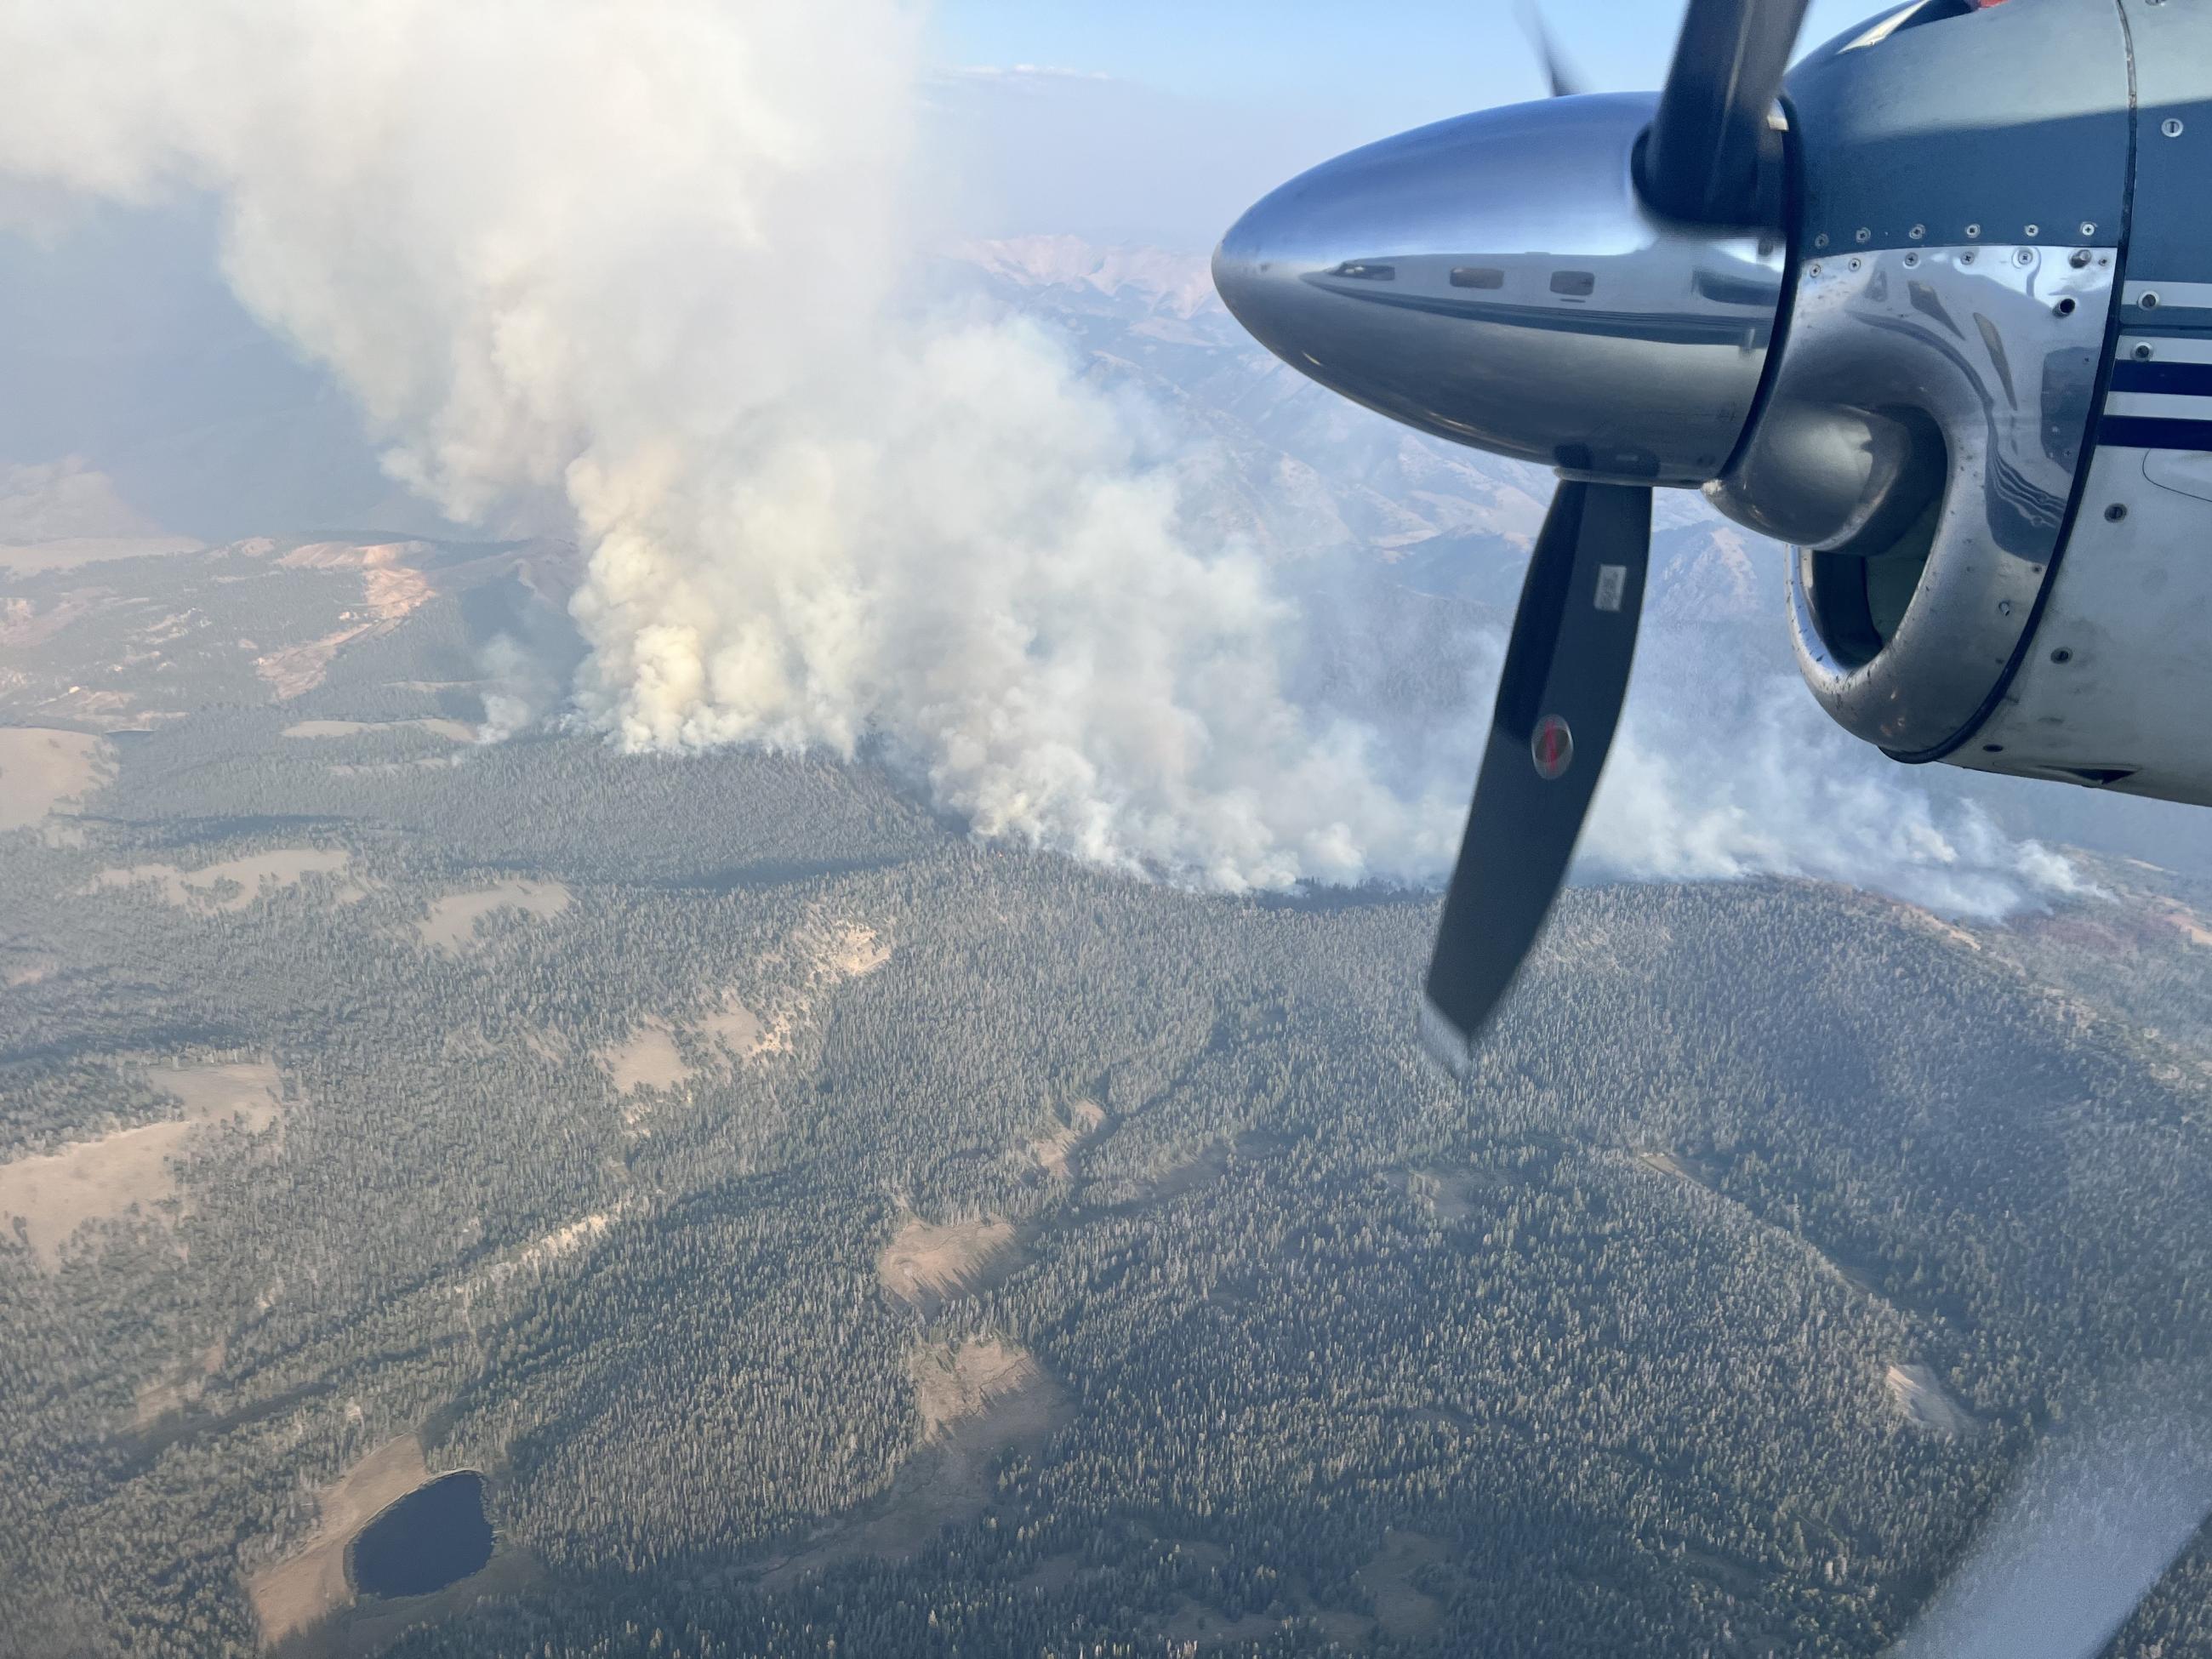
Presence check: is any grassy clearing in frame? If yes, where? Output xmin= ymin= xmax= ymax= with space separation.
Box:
xmin=909 ymin=1338 xmax=1039 ymax=1442
xmin=1025 ymin=1099 xmax=1105 ymax=1181
xmin=602 ymin=1022 xmax=687 ymax=1093
xmin=760 ymin=1348 xmax=1068 ymax=1591
xmin=1356 ymin=1530 xmax=1451 ymax=1639
xmin=243 ymin=1434 xmax=430 ymax=1649
xmin=282 ymin=718 xmax=476 ymax=742
xmin=599 ymin=997 xmax=767 ymax=1132
xmin=415 ymin=881 xmax=572 ymax=953
xmin=88 ymin=850 xmax=357 ymax=911
xmin=875 ymin=1216 xmax=1018 ymax=1308
xmin=1884 ymin=1363 xmax=1976 ymax=1438
xmin=0 ymin=1062 xmax=283 ymax=1267
xmin=0 ymin=727 xmax=115 ymax=830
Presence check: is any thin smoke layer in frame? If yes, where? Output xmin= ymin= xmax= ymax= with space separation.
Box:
xmin=1590 ymin=676 xmax=2095 ymax=918
xmin=0 ymin=0 xmax=2084 ymax=911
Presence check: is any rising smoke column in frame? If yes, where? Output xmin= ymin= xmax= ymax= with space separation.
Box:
xmin=0 ymin=0 xmax=2085 ymax=910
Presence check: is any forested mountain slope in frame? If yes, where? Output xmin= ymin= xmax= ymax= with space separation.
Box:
xmin=3 ymin=528 xmax=2211 ymax=1658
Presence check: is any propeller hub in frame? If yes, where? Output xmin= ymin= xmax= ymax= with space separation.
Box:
xmin=1212 ymin=94 xmax=1786 ymax=487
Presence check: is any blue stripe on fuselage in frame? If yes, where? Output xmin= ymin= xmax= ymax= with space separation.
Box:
xmin=2097 ymin=414 xmax=2212 ymax=449
xmin=2110 ymin=358 xmax=2212 ymax=396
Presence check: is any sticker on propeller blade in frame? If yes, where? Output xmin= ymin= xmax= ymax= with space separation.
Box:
xmin=1593 ymin=564 xmax=1628 ymax=613
xmin=1531 ymin=714 xmax=1574 ymax=780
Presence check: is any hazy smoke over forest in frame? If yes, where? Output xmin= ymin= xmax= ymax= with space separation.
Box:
xmin=0 ymin=0 xmax=2086 ymax=913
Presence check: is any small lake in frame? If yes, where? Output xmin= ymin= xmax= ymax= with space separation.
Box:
xmin=347 ymin=1471 xmax=493 ymax=1598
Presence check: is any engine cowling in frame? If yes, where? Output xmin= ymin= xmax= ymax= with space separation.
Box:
xmin=1703 ymin=0 xmax=2212 ymax=806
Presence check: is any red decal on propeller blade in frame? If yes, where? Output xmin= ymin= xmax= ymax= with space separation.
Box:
xmin=1531 ymin=715 xmax=1574 ymax=780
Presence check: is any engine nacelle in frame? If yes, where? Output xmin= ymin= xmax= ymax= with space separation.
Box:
xmin=1707 ymin=0 xmax=2212 ymax=807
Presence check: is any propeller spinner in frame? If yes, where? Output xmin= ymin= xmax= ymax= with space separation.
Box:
xmin=1211 ymin=0 xmax=1810 ymax=1073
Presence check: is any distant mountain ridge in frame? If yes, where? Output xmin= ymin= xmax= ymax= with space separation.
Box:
xmin=0 ymin=458 xmax=171 ymax=544
xmin=954 ymin=236 xmax=1221 ymax=321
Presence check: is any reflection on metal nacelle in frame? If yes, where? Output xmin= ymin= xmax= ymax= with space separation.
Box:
xmin=1212 ymin=94 xmax=1783 ymax=484
xmin=1701 ymin=0 xmax=2212 ymax=807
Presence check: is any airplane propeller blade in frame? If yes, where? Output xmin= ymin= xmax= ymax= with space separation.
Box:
xmin=1421 ymin=480 xmax=1651 ymax=1075
xmin=1519 ymin=5 xmax=1585 ymax=98
xmin=1641 ymin=0 xmax=1810 ymax=226
xmin=1883 ymin=1410 xmax=2212 ymax=1659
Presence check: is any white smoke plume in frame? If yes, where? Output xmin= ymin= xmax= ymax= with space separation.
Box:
xmin=474 ymin=634 xmax=561 ymax=745
xmin=1592 ymin=676 xmax=2097 ymax=919
xmin=0 ymin=0 xmax=2086 ymax=913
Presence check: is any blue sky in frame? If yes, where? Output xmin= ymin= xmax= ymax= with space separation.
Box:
xmin=925 ymin=0 xmax=1887 ymax=248
xmin=930 ymin=0 xmax=1883 ymax=131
